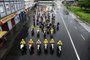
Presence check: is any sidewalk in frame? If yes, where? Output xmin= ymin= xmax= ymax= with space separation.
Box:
xmin=0 ymin=15 xmax=29 ymax=60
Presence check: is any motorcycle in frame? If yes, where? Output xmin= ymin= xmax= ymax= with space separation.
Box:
xmin=50 ymin=43 xmax=54 ymax=54
xmin=50 ymin=43 xmax=54 ymax=51
xmin=43 ymin=42 xmax=48 ymax=54
xmin=20 ymin=44 xmax=24 ymax=51
xmin=44 ymin=44 xmax=48 ymax=51
xmin=31 ymin=29 xmax=34 ymax=36
xmin=50 ymin=33 xmax=53 ymax=38
xmin=37 ymin=44 xmax=41 ymax=54
xmin=20 ymin=44 xmax=27 ymax=55
xmin=57 ymin=45 xmax=62 ymax=54
xmin=47 ymin=25 xmax=50 ymax=34
xmin=28 ymin=44 xmax=34 ymax=54
xmin=44 ymin=31 xmax=46 ymax=38
xmin=57 ymin=22 xmax=60 ymax=30
xmin=57 ymin=25 xmax=59 ymax=31
xmin=37 ymin=31 xmax=40 ymax=38
xmin=33 ymin=21 xmax=35 ymax=26
xmin=47 ymin=29 xmax=50 ymax=34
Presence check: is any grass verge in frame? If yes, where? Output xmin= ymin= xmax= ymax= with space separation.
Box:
xmin=68 ymin=6 xmax=90 ymax=24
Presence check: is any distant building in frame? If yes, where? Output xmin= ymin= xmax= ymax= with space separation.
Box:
xmin=24 ymin=0 xmax=35 ymax=9
xmin=0 ymin=0 xmax=25 ymax=31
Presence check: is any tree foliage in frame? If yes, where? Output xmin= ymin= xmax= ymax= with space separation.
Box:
xmin=79 ymin=0 xmax=90 ymax=8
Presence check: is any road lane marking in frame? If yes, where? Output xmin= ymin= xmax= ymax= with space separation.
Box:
xmin=60 ymin=13 xmax=80 ymax=60
xmin=79 ymin=22 xmax=90 ymax=33
xmin=81 ymin=34 xmax=85 ymax=40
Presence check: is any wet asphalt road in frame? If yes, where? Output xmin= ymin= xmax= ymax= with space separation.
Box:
xmin=4 ymin=2 xmax=90 ymax=60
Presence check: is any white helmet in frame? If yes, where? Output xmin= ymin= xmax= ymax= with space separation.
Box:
xmin=45 ymin=39 xmax=47 ymax=40
xmin=38 ymin=39 xmax=40 ymax=41
xmin=30 ymin=39 xmax=32 ymax=41
xmin=59 ymin=40 xmax=61 ymax=42
xmin=51 ymin=39 xmax=54 ymax=40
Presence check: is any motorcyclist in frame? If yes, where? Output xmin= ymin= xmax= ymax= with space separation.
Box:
xmin=57 ymin=40 xmax=63 ymax=54
xmin=28 ymin=39 xmax=34 ymax=53
xmin=36 ymin=39 xmax=41 ymax=52
xmin=20 ymin=39 xmax=26 ymax=55
xmin=50 ymin=38 xmax=55 ymax=52
xmin=43 ymin=39 xmax=48 ymax=51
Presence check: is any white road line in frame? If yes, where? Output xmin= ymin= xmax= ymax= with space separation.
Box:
xmin=60 ymin=13 xmax=80 ymax=60
xmin=79 ymin=22 xmax=90 ymax=33
xmin=81 ymin=34 xmax=85 ymax=40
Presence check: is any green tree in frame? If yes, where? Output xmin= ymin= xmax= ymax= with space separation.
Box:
xmin=79 ymin=0 xmax=90 ymax=8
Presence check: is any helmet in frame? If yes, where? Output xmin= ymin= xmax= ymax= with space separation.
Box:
xmin=30 ymin=39 xmax=32 ymax=41
xmin=37 ymin=39 xmax=40 ymax=41
xmin=57 ymin=40 xmax=62 ymax=46
xmin=45 ymin=39 xmax=47 ymax=41
xmin=58 ymin=40 xmax=61 ymax=42
xmin=50 ymin=38 xmax=55 ymax=44
xmin=43 ymin=39 xmax=48 ymax=44
xmin=51 ymin=39 xmax=54 ymax=40
xmin=29 ymin=39 xmax=34 ymax=44
xmin=22 ymin=39 xmax=24 ymax=41
xmin=37 ymin=39 xmax=41 ymax=44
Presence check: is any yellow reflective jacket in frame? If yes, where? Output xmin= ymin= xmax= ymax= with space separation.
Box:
xmin=43 ymin=27 xmax=46 ymax=31
xmin=36 ymin=40 xmax=41 ymax=44
xmin=50 ymin=39 xmax=55 ymax=44
xmin=31 ymin=26 xmax=34 ymax=29
xmin=57 ymin=41 xmax=63 ymax=46
xmin=29 ymin=40 xmax=34 ymax=44
xmin=20 ymin=40 xmax=26 ymax=44
xmin=43 ymin=39 xmax=48 ymax=44
xmin=50 ymin=28 xmax=54 ymax=32
xmin=37 ymin=26 xmax=40 ymax=31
